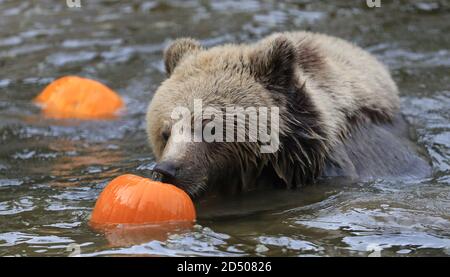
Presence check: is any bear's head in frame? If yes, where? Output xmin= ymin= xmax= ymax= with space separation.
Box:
xmin=146 ymin=36 xmax=326 ymax=198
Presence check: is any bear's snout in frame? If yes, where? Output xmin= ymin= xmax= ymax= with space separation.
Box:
xmin=151 ymin=158 xmax=211 ymax=198
xmin=153 ymin=161 xmax=178 ymax=181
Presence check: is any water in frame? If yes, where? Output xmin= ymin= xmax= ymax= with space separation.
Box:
xmin=0 ymin=0 xmax=449 ymax=256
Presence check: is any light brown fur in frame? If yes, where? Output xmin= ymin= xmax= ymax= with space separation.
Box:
xmin=146 ymin=31 xmax=417 ymax=198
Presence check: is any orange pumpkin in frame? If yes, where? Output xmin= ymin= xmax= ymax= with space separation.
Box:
xmin=90 ymin=174 xmax=196 ymax=225
xmin=34 ymin=76 xmax=124 ymax=119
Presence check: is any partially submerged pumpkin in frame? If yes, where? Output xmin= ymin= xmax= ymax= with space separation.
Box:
xmin=90 ymin=174 xmax=196 ymax=225
xmin=34 ymin=76 xmax=124 ymax=119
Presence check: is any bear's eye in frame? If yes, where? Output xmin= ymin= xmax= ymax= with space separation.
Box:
xmin=162 ymin=130 xmax=170 ymax=144
xmin=202 ymin=118 xmax=215 ymax=135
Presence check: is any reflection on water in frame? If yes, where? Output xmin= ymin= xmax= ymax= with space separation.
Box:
xmin=0 ymin=0 xmax=449 ymax=256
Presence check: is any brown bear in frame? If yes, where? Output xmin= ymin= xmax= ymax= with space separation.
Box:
xmin=146 ymin=31 xmax=430 ymax=198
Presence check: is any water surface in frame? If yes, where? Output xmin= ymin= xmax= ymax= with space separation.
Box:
xmin=0 ymin=0 xmax=449 ymax=256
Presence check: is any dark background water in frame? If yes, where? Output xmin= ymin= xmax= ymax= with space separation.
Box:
xmin=0 ymin=0 xmax=449 ymax=256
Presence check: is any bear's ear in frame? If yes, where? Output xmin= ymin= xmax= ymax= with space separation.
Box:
xmin=249 ymin=36 xmax=298 ymax=89
xmin=164 ymin=38 xmax=202 ymax=76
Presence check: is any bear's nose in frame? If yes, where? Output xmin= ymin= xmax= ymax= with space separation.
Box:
xmin=153 ymin=161 xmax=177 ymax=179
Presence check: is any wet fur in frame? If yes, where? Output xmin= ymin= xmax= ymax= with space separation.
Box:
xmin=146 ymin=31 xmax=430 ymax=197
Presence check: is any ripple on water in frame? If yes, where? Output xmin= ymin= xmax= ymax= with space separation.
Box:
xmin=1 ymin=2 xmax=29 ymax=17
xmin=0 ymin=179 xmax=23 ymax=188
xmin=0 ymin=232 xmax=73 ymax=247
xmin=0 ymin=196 xmax=34 ymax=215
xmin=85 ymin=228 xmax=239 ymax=257
xmin=258 ymin=236 xmax=322 ymax=252
xmin=45 ymin=222 xmax=82 ymax=229
xmin=0 ymin=44 xmax=49 ymax=59
xmin=12 ymin=150 xmax=58 ymax=160
xmin=294 ymin=202 xmax=450 ymax=254
xmin=46 ymin=51 xmax=98 ymax=67
xmin=210 ymin=0 xmax=261 ymax=12
xmin=52 ymin=188 xmax=99 ymax=202
xmin=297 ymin=205 xmax=450 ymax=232
xmin=382 ymin=49 xmax=450 ymax=69
xmin=61 ymin=38 xmax=123 ymax=48
xmin=22 ymin=77 xmax=55 ymax=85
xmin=402 ymin=94 xmax=450 ymax=173
xmin=343 ymin=233 xmax=450 ymax=253
xmin=19 ymin=29 xmax=62 ymax=39
xmin=0 ymin=79 xmax=11 ymax=88
xmin=100 ymin=43 xmax=165 ymax=64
